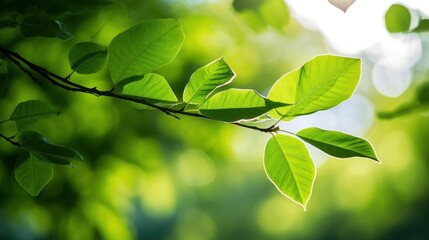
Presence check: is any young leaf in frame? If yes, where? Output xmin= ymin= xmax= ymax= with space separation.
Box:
xmin=183 ymin=57 xmax=235 ymax=104
xmin=116 ymin=73 xmax=178 ymax=107
xmin=297 ymin=127 xmax=379 ymax=161
xmin=68 ymin=42 xmax=107 ymax=74
xmin=385 ymin=4 xmax=411 ymax=33
xmin=199 ymin=89 xmax=288 ymax=122
xmin=18 ymin=15 xmax=72 ymax=40
xmin=264 ymin=134 xmax=316 ymax=210
xmin=15 ymin=151 xmax=53 ymax=197
xmin=10 ymin=100 xmax=59 ymax=131
xmin=268 ymin=55 xmax=360 ymax=120
xmin=108 ymin=19 xmax=184 ymax=84
xmin=19 ymin=131 xmax=85 ymax=165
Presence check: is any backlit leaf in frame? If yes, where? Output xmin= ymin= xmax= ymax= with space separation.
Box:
xmin=15 ymin=151 xmax=53 ymax=197
xmin=183 ymin=57 xmax=235 ymax=105
xmin=108 ymin=19 xmax=184 ymax=84
xmin=268 ymin=55 xmax=360 ymax=120
xmin=297 ymin=127 xmax=379 ymax=161
xmin=116 ymin=73 xmax=178 ymax=108
xmin=385 ymin=4 xmax=411 ymax=33
xmin=18 ymin=15 xmax=72 ymax=40
xmin=264 ymin=134 xmax=316 ymax=210
xmin=10 ymin=100 xmax=59 ymax=131
xmin=69 ymin=42 xmax=107 ymax=74
xmin=19 ymin=131 xmax=85 ymax=165
xmin=199 ymin=89 xmax=288 ymax=122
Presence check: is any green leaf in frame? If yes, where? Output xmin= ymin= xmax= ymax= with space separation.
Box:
xmin=10 ymin=100 xmax=59 ymax=131
xmin=199 ymin=89 xmax=288 ymax=122
xmin=18 ymin=15 xmax=72 ymax=40
xmin=116 ymin=73 xmax=178 ymax=108
xmin=385 ymin=4 xmax=411 ymax=33
xmin=268 ymin=55 xmax=361 ymax=120
xmin=183 ymin=57 xmax=235 ymax=105
xmin=412 ymin=19 xmax=429 ymax=33
xmin=15 ymin=151 xmax=53 ymax=197
xmin=297 ymin=127 xmax=379 ymax=161
xmin=19 ymin=131 xmax=85 ymax=165
xmin=108 ymin=19 xmax=184 ymax=84
xmin=68 ymin=42 xmax=107 ymax=74
xmin=264 ymin=134 xmax=316 ymax=210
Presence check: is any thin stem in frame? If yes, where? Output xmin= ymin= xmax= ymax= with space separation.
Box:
xmin=0 ymin=47 xmax=281 ymax=135
xmin=0 ymin=133 xmax=21 ymax=147
xmin=277 ymin=129 xmax=295 ymax=135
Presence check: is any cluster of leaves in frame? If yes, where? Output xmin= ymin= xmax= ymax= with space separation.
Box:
xmin=0 ymin=100 xmax=85 ymax=196
xmin=0 ymin=18 xmax=379 ymax=209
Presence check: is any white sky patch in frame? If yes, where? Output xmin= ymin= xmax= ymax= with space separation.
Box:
xmin=285 ymin=0 xmax=428 ymax=97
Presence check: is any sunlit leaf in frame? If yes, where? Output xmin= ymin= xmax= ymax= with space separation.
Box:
xmin=385 ymin=4 xmax=411 ymax=33
xmin=328 ymin=0 xmax=356 ymax=13
xmin=183 ymin=57 xmax=235 ymax=104
xmin=199 ymin=89 xmax=288 ymax=122
xmin=108 ymin=19 xmax=184 ymax=84
xmin=10 ymin=100 xmax=59 ymax=131
xmin=268 ymin=55 xmax=361 ymax=120
xmin=412 ymin=19 xmax=429 ymax=33
xmin=116 ymin=73 xmax=178 ymax=108
xmin=264 ymin=134 xmax=315 ymax=210
xmin=18 ymin=15 xmax=72 ymax=40
xmin=68 ymin=42 xmax=107 ymax=74
xmin=19 ymin=131 xmax=85 ymax=165
xmin=297 ymin=127 xmax=379 ymax=161
xmin=15 ymin=151 xmax=53 ymax=197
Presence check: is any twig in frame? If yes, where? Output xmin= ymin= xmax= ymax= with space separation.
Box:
xmin=0 ymin=47 xmax=280 ymax=135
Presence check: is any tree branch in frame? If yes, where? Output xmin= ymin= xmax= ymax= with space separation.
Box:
xmin=0 ymin=133 xmax=21 ymax=147
xmin=0 ymin=47 xmax=279 ymax=134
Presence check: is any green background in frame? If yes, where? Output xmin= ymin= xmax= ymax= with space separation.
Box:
xmin=1 ymin=0 xmax=428 ymax=239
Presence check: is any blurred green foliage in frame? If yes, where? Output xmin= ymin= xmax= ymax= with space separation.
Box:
xmin=1 ymin=0 xmax=429 ymax=240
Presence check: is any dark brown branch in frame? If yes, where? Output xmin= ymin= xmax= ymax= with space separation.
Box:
xmin=0 ymin=133 xmax=21 ymax=147
xmin=0 ymin=47 xmax=279 ymax=134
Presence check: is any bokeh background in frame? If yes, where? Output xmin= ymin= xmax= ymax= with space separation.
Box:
xmin=1 ymin=0 xmax=429 ymax=239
